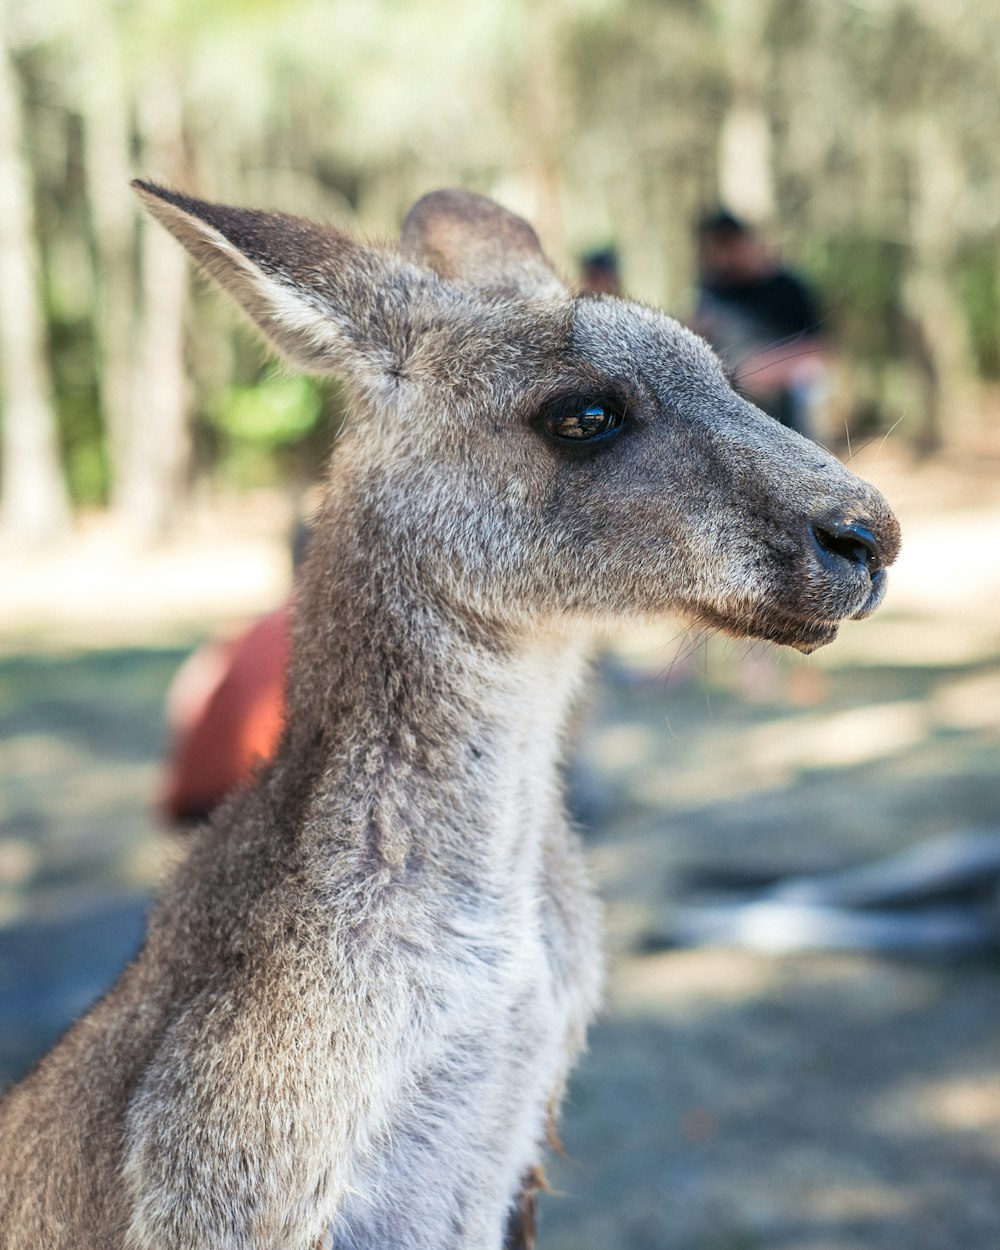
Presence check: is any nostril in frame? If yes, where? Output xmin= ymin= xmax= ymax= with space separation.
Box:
xmin=812 ymin=522 xmax=883 ymax=575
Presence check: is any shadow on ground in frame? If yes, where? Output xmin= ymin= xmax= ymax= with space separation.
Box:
xmin=0 ymin=648 xmax=181 ymax=1082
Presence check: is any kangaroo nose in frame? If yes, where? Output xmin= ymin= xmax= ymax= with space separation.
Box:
xmin=811 ymin=519 xmax=884 ymax=577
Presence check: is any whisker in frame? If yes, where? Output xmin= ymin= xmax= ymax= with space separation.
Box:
xmin=736 ymin=345 xmax=825 ymax=385
xmin=658 ymin=627 xmax=704 ymax=685
xmin=668 ymin=626 xmax=716 ymax=687
xmin=728 ymin=317 xmax=832 ymax=378
xmin=851 ymin=414 xmax=906 ymax=464
xmin=873 ymin=414 xmax=905 ymax=463
xmin=652 ymin=625 xmax=695 ymax=686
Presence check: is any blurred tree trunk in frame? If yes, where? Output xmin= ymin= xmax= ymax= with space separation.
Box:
xmin=79 ymin=12 xmax=137 ymax=516
xmin=903 ymin=116 xmax=978 ymax=452
xmin=0 ymin=28 xmax=71 ymax=545
xmin=716 ymin=0 xmax=774 ymax=224
xmin=516 ymin=0 xmax=569 ymax=253
xmin=121 ymin=69 xmax=189 ymax=543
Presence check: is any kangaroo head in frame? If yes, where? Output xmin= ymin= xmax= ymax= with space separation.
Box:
xmin=134 ymin=182 xmax=898 ymax=652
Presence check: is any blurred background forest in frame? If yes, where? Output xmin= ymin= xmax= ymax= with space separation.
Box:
xmin=3 ymin=0 xmax=1000 ymax=547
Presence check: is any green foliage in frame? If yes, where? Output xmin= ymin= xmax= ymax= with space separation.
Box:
xmin=211 ymin=368 xmax=322 ymax=447
xmin=803 ymin=236 xmax=906 ymax=361
xmin=47 ymin=315 xmax=107 ymax=507
xmin=200 ymin=366 xmax=342 ymax=490
xmin=957 ymin=245 xmax=1000 ymax=380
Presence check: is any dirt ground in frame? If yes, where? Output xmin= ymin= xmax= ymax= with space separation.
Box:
xmin=2 ymin=446 xmax=999 ymax=1248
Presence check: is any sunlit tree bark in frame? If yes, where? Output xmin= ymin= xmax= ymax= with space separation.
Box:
xmin=122 ymin=68 xmax=189 ymax=543
xmin=902 ymin=115 xmax=979 ymax=452
xmin=0 ymin=23 xmax=70 ymax=545
xmin=78 ymin=8 xmax=137 ymax=516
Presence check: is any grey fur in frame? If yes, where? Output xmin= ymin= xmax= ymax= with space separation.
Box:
xmin=0 ymin=185 xmax=899 ymax=1249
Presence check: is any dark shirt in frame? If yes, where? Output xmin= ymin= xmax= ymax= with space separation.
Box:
xmin=699 ymin=269 xmax=822 ymax=344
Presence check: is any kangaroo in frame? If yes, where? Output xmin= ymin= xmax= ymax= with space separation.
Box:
xmin=0 ymin=183 xmax=899 ymax=1249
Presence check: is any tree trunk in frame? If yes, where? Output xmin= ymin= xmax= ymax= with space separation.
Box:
xmin=78 ymin=11 xmax=137 ymax=517
xmin=903 ymin=116 xmax=979 ymax=450
xmin=121 ymin=69 xmax=189 ymax=543
xmin=716 ymin=0 xmax=775 ymax=226
xmin=0 ymin=26 xmax=71 ymax=545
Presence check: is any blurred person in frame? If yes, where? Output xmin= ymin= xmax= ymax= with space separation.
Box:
xmin=693 ymin=209 xmax=826 ymax=439
xmin=580 ymin=245 xmax=622 ymax=296
xmin=161 ymin=604 xmax=291 ymax=825
xmin=161 ymin=522 xmax=309 ymax=825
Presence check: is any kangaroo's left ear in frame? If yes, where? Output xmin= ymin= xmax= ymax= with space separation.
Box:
xmin=133 ymin=180 xmax=429 ymax=387
xmin=400 ymin=189 xmax=566 ymax=299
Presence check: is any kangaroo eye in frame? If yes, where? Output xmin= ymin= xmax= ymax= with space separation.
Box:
xmin=543 ymin=401 xmax=625 ymax=444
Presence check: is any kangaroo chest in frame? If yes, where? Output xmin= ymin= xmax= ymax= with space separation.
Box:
xmin=329 ymin=835 xmax=601 ymax=1250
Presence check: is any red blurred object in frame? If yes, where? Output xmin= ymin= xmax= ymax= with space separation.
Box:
xmin=161 ymin=605 xmax=291 ymax=824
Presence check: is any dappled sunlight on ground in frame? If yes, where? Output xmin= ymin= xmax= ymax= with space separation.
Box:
xmin=626 ymin=698 xmax=931 ymax=806
xmin=547 ymin=943 xmax=1000 ymax=1249
xmin=613 ymin=948 xmax=783 ymax=1016
xmin=0 ymin=650 xmax=184 ymax=925
xmin=0 ymin=495 xmax=291 ymax=652
xmin=898 ymin=1075 xmax=1000 ymax=1139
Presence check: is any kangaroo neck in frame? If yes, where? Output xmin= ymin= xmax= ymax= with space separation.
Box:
xmin=278 ymin=506 xmax=590 ymax=877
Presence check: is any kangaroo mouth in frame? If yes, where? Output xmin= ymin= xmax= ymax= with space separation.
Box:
xmin=694 ymin=573 xmax=889 ymax=655
xmin=696 ymin=605 xmax=841 ymax=654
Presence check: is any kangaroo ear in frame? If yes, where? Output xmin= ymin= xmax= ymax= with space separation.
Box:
xmin=132 ymin=180 xmax=419 ymax=382
xmin=400 ymin=189 xmax=565 ymax=299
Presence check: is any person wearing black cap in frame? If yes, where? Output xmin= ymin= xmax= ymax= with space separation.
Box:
xmin=693 ymin=210 xmax=825 ymax=438
xmin=580 ymin=246 xmax=622 ymax=297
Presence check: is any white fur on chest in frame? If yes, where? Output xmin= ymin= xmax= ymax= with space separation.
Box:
xmin=330 ymin=827 xmax=600 ymax=1250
